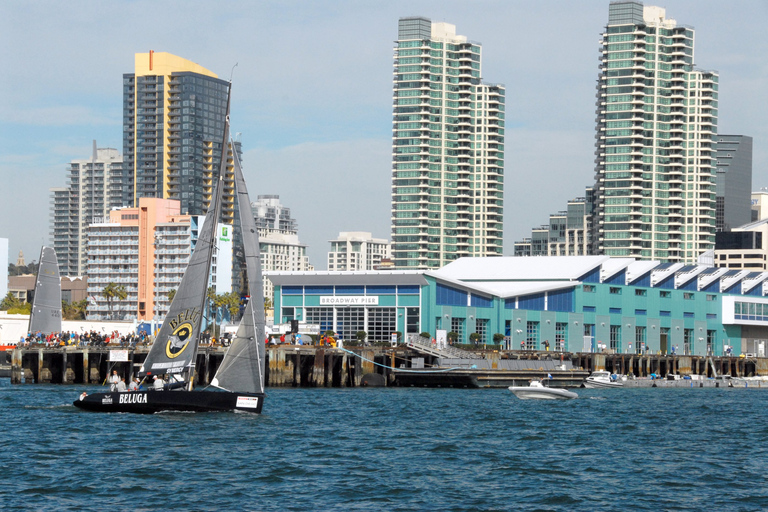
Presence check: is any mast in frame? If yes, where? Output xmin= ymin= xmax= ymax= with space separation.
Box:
xmin=139 ymin=83 xmax=232 ymax=386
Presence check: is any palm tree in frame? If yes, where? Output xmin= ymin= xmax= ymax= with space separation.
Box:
xmin=62 ymin=299 xmax=88 ymax=320
xmin=167 ymin=288 xmax=177 ymax=303
xmin=102 ymin=282 xmax=128 ymax=320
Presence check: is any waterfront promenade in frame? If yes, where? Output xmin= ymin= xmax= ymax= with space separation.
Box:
xmin=8 ymin=343 xmax=768 ymax=388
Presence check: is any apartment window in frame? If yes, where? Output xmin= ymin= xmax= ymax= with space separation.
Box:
xmin=610 ymin=287 xmax=622 ymax=295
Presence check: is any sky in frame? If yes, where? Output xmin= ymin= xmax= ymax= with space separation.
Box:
xmin=1 ymin=0 xmax=766 ymax=270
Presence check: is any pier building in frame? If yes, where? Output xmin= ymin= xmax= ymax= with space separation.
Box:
xmin=268 ymin=256 xmax=768 ymax=357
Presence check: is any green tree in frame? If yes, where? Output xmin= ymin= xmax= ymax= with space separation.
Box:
xmin=222 ymin=291 xmax=241 ymax=318
xmin=0 ymin=292 xmax=21 ymax=311
xmin=264 ymin=296 xmax=273 ymax=316
xmin=167 ymin=288 xmax=177 ymax=303
xmin=62 ymin=299 xmax=88 ymax=320
xmin=102 ymin=282 xmax=128 ymax=320
xmin=493 ymin=333 xmax=506 ymax=344
xmin=355 ymin=330 xmax=368 ymax=345
xmin=447 ymin=331 xmax=459 ymax=343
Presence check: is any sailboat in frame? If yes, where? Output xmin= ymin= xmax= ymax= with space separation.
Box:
xmin=74 ymin=83 xmax=266 ymax=414
xmin=28 ymin=246 xmax=62 ymax=336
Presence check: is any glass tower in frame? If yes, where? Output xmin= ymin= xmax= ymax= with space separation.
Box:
xmin=391 ymin=18 xmax=505 ymax=269
xmin=594 ymin=2 xmax=718 ymax=263
xmin=122 ymin=51 xmax=235 ymax=222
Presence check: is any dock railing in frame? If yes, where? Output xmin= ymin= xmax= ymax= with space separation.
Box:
xmin=406 ymin=334 xmax=484 ymax=360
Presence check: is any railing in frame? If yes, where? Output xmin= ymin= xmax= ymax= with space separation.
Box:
xmin=406 ymin=334 xmax=483 ymax=360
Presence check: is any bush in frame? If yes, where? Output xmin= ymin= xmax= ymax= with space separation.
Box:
xmin=420 ymin=331 xmax=431 ymax=339
xmin=493 ymin=333 xmax=506 ymax=343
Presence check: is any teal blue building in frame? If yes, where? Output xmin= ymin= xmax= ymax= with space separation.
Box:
xmin=267 ymin=256 xmax=768 ymax=357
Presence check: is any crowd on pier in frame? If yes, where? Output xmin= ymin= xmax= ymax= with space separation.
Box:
xmin=18 ymin=330 xmax=152 ymax=348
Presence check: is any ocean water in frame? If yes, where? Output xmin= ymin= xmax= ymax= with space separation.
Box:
xmin=1 ymin=380 xmax=767 ymax=512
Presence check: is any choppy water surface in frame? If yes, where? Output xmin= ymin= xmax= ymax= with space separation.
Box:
xmin=1 ymin=380 xmax=767 ymax=511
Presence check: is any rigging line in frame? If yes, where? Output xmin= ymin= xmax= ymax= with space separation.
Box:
xmin=335 ymin=347 xmax=461 ymax=373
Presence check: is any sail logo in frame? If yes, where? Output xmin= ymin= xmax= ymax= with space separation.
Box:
xmin=166 ymin=308 xmax=200 ymax=359
xmin=119 ymin=393 xmax=148 ymax=404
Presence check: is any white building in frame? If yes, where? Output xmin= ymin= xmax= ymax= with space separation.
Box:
xmin=259 ymin=231 xmax=312 ymax=302
xmin=390 ymin=17 xmax=505 ymax=269
xmin=251 ymin=195 xmax=313 ymax=302
xmin=85 ymin=199 xmax=231 ymax=321
xmin=51 ymin=142 xmax=123 ymax=276
xmin=0 ymin=238 xmax=8 ymax=299
xmin=327 ymin=232 xmax=391 ymax=271
xmin=594 ymin=2 xmax=718 ymax=263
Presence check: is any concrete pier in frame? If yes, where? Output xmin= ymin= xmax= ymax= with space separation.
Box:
xmin=8 ymin=345 xmax=768 ymax=388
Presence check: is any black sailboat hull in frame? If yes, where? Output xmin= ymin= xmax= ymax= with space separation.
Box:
xmin=73 ymin=390 xmax=265 ymax=414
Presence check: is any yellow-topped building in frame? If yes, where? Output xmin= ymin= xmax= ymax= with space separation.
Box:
xmin=123 ymin=51 xmax=238 ymax=225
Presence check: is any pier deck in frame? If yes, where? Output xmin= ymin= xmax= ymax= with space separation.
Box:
xmin=7 ymin=345 xmax=768 ymax=388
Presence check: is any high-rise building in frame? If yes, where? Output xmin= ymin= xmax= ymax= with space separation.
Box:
xmin=513 ymin=190 xmax=595 ymax=257
xmin=715 ymin=135 xmax=753 ymax=231
xmin=327 ymin=232 xmax=391 ymax=271
xmin=594 ymin=2 xmax=718 ymax=263
xmin=50 ymin=141 xmax=123 ymax=276
xmin=391 ymin=17 xmax=505 ymax=269
xmin=250 ymin=195 xmax=313 ymax=302
xmin=122 ymin=51 xmax=237 ymax=223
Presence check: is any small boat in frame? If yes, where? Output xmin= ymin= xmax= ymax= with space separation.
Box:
xmin=74 ymin=82 xmax=266 ymax=414
xmin=584 ymin=370 xmax=624 ymax=389
xmin=508 ymin=380 xmax=578 ymax=400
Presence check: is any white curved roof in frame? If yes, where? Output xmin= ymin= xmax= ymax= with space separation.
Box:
xmin=431 ymin=255 xmax=610 ymax=282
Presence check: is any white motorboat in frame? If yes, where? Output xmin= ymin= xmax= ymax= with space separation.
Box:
xmin=583 ymin=370 xmax=624 ymax=389
xmin=508 ymin=380 xmax=578 ymax=400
